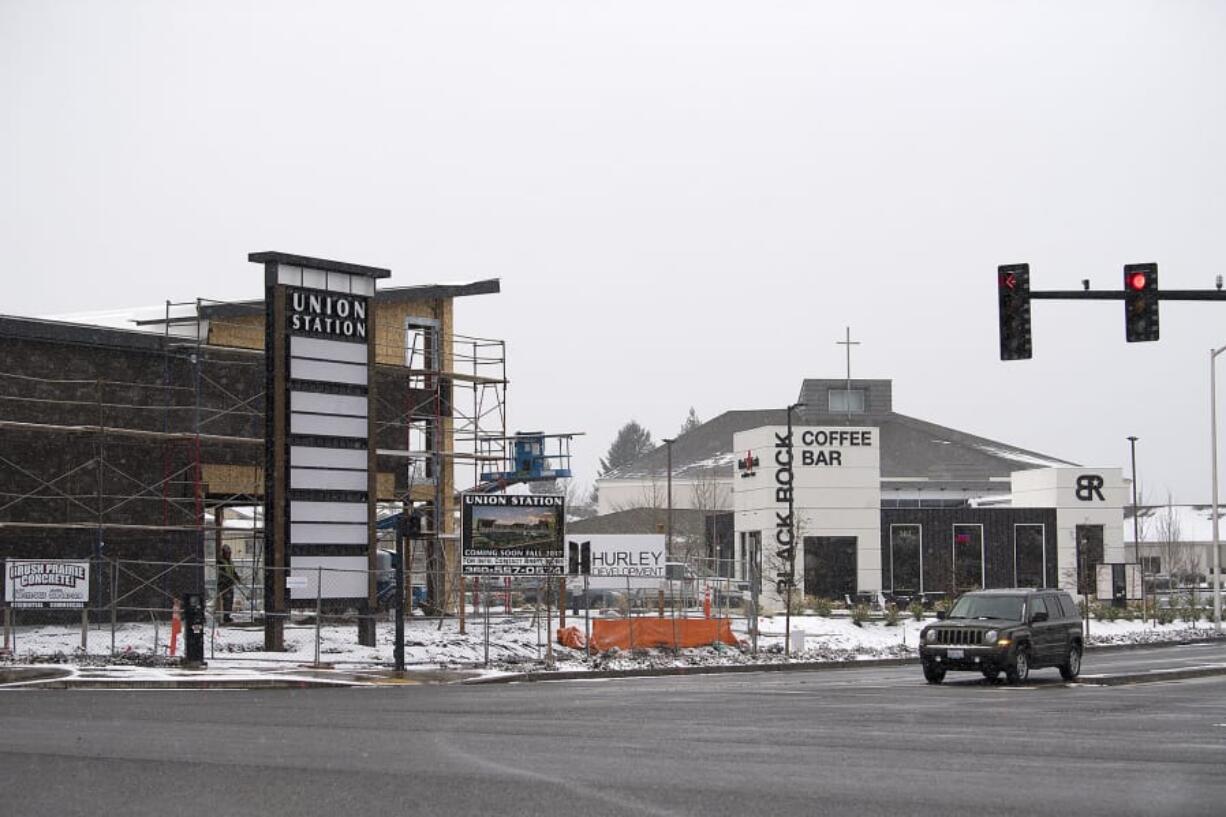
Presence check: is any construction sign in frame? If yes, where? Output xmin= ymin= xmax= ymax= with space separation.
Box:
xmin=567 ymin=534 xmax=666 ymax=589
xmin=5 ymin=560 xmax=90 ymax=608
xmin=462 ymin=493 xmax=565 ymax=576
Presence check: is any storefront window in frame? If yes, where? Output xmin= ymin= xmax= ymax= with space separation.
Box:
xmin=890 ymin=525 xmax=921 ymax=594
xmin=953 ymin=525 xmax=983 ymax=592
xmin=1015 ymin=524 xmax=1046 ymax=588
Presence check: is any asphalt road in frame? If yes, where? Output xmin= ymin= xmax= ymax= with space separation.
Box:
xmin=2 ymin=643 xmax=1225 ymax=817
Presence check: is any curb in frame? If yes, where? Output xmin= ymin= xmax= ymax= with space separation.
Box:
xmin=1076 ymin=665 xmax=1226 ymax=687
xmin=462 ymin=657 xmax=919 ymax=684
xmin=1084 ymin=635 xmax=1226 ymax=653
xmin=0 ymin=667 xmax=73 ymax=686
xmin=464 ymin=636 xmax=1226 ymax=685
xmin=28 ymin=677 xmax=354 ymax=690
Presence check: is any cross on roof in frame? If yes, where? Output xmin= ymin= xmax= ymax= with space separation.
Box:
xmin=836 ymin=327 xmax=861 ymax=419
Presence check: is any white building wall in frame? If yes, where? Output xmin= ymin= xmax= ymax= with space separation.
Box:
xmin=596 ymin=476 xmax=733 ymax=515
xmin=1010 ymin=467 xmax=1125 ymax=592
xmin=733 ymin=426 xmax=881 ymax=611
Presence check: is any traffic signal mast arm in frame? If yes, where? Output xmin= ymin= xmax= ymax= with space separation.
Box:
xmin=1028 ymin=290 xmax=1226 ymax=300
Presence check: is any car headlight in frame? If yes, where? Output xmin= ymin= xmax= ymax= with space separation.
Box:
xmin=984 ymin=629 xmax=998 ymax=642
xmin=924 ymin=628 xmax=937 ymax=643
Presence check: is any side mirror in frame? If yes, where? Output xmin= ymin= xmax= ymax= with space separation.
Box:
xmin=936 ymin=610 xmax=946 ymax=620
xmin=1031 ymin=610 xmax=1049 ymax=623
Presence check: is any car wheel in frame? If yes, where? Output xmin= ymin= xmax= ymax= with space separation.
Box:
xmin=922 ymin=662 xmax=946 ymax=685
xmin=1059 ymin=644 xmax=1082 ymax=681
xmin=1006 ymin=646 xmax=1030 ymax=685
xmin=981 ymin=668 xmax=1001 ymax=682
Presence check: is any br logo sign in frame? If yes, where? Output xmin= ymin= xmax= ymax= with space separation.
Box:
xmin=1075 ymin=474 xmax=1105 ymax=502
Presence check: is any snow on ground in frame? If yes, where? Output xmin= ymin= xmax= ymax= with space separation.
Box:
xmin=2 ymin=611 xmax=1221 ymax=674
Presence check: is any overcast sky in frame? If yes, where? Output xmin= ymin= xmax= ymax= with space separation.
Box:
xmin=3 ymin=1 xmax=1225 ymax=502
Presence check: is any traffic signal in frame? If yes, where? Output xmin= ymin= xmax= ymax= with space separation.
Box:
xmin=997 ymin=263 xmax=1032 ymax=360
xmin=1124 ymin=263 xmax=1159 ymax=342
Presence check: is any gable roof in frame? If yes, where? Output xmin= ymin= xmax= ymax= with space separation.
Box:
xmin=601 ymin=380 xmax=1075 ymax=487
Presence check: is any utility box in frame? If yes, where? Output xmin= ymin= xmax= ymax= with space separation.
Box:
xmin=182 ymin=592 xmax=206 ymax=665
xmin=790 ymin=629 xmax=806 ymax=653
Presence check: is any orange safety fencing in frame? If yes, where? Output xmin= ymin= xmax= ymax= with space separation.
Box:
xmin=557 ymin=618 xmax=739 ymax=651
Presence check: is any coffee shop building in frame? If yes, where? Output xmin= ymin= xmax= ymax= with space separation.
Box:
xmin=596 ymin=379 xmax=1128 ymax=610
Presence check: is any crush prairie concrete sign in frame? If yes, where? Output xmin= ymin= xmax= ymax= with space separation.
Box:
xmin=5 ymin=560 xmax=89 ymax=607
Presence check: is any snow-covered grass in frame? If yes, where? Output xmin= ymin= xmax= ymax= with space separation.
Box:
xmin=2 ymin=611 xmax=1221 ymax=674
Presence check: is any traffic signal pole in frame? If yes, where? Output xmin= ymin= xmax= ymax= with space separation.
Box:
xmin=998 ymin=263 xmax=1226 ymax=632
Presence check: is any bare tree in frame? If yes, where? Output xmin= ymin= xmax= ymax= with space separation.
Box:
xmin=673 ymin=468 xmax=730 ymax=567
xmin=1152 ymin=495 xmax=1181 ymax=579
xmin=608 ymin=474 xmax=668 ymax=539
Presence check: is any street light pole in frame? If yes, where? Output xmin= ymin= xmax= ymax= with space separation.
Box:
xmin=1127 ymin=436 xmax=1143 ymax=623
xmin=1211 ymin=346 xmax=1226 ymax=633
xmin=783 ymin=402 xmax=804 ymax=657
xmin=663 ymin=438 xmax=675 ymax=559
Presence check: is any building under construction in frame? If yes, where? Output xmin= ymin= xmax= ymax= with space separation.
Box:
xmin=0 ymin=253 xmax=507 ymax=623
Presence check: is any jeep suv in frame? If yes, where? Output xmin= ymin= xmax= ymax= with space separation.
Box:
xmin=918 ymin=588 xmax=1083 ymax=684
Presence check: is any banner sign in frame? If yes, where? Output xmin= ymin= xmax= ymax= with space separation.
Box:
xmin=566 ymin=534 xmax=666 ymax=589
xmin=5 ymin=560 xmax=90 ymax=607
xmin=462 ymin=494 xmax=565 ymax=576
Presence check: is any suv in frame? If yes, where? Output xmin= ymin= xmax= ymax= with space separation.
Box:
xmin=918 ymin=588 xmax=1083 ymax=685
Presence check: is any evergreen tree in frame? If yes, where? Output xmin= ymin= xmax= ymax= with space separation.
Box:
xmin=599 ymin=420 xmax=655 ymax=475
xmin=679 ymin=407 xmax=701 ymax=436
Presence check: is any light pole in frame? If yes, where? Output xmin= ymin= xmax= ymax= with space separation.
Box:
xmin=1210 ymin=346 xmax=1226 ymax=633
xmin=783 ymin=401 xmax=804 ymax=657
xmin=1127 ymin=436 xmax=1143 ymax=623
xmin=663 ymin=438 xmax=675 ymax=559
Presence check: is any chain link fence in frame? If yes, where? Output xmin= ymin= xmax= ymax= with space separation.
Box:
xmin=2 ymin=553 xmax=762 ymax=666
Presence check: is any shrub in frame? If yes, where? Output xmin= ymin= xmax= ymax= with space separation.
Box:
xmin=787 ymin=592 xmax=808 ymax=615
xmin=1156 ymin=607 xmax=1176 ymax=626
xmin=1180 ymin=603 xmax=1200 ymax=625
xmin=1120 ymin=606 xmax=1136 ymax=622
xmin=884 ymin=603 xmax=900 ymax=626
xmin=1101 ymin=604 xmax=1121 ymax=622
xmin=908 ymin=601 xmax=926 ymax=622
xmin=851 ymin=603 xmax=871 ymax=627
xmin=812 ymin=597 xmax=833 ymax=617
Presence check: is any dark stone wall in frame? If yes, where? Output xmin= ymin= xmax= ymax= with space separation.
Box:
xmin=880 ymin=507 xmax=1059 ymax=594
xmin=0 ymin=327 xmax=427 ymax=611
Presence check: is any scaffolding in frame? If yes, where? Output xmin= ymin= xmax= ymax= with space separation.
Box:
xmin=0 ymin=290 xmax=509 ymax=620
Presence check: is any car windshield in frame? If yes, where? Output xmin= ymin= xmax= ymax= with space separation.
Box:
xmin=946 ymin=594 xmax=1025 ymax=621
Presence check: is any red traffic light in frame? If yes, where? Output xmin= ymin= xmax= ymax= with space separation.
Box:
xmin=1128 ymin=271 xmax=1149 ymax=291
